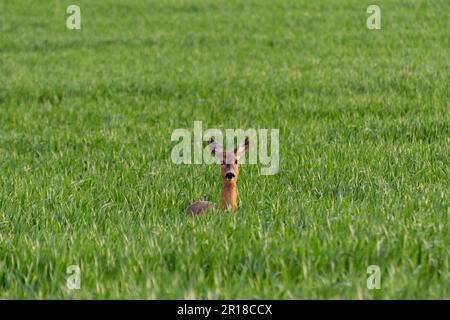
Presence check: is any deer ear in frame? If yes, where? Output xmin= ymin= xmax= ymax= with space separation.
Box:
xmin=208 ymin=137 xmax=224 ymax=160
xmin=235 ymin=136 xmax=250 ymax=156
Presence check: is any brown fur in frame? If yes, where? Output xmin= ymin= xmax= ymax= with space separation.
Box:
xmin=186 ymin=136 xmax=249 ymax=216
xmin=186 ymin=201 xmax=218 ymax=216
xmin=221 ymin=177 xmax=237 ymax=212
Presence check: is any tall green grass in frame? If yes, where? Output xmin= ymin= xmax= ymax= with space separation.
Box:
xmin=0 ymin=0 xmax=448 ymax=298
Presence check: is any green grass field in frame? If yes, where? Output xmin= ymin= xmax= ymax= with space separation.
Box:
xmin=0 ymin=0 xmax=448 ymax=299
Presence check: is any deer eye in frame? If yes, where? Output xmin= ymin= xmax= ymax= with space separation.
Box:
xmin=234 ymin=160 xmax=238 ymax=164
xmin=221 ymin=161 xmax=225 ymax=166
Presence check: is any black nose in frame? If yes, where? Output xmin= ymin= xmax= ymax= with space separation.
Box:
xmin=225 ymin=172 xmax=235 ymax=179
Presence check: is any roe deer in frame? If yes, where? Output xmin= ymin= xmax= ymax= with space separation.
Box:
xmin=186 ymin=136 xmax=250 ymax=216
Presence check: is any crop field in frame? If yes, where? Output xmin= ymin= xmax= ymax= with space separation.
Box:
xmin=0 ymin=0 xmax=448 ymax=299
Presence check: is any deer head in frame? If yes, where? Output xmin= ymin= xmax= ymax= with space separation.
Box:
xmin=208 ymin=136 xmax=250 ymax=184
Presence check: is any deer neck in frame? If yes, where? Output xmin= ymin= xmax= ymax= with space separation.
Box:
xmin=221 ymin=181 xmax=237 ymax=213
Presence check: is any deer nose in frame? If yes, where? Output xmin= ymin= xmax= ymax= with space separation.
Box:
xmin=225 ymin=172 xmax=235 ymax=180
